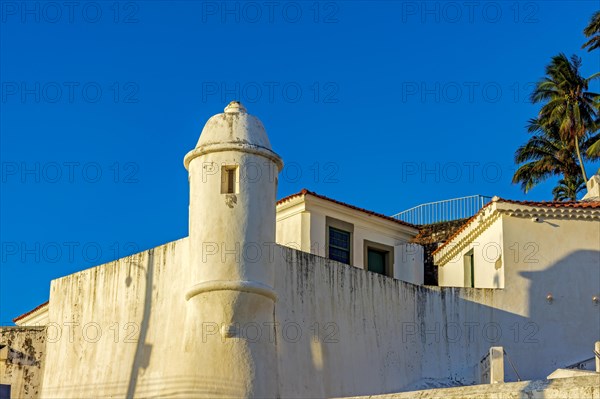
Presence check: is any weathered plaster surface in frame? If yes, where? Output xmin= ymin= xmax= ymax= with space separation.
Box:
xmin=25 ymin=237 xmax=600 ymax=398
xmin=41 ymin=239 xmax=191 ymax=398
xmin=274 ymin=244 xmax=599 ymax=397
xmin=0 ymin=327 xmax=46 ymax=398
xmin=337 ymin=375 xmax=600 ymax=399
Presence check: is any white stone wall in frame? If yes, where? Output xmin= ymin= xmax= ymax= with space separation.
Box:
xmin=276 ymin=211 xmax=306 ymax=251
xmin=41 ymin=239 xmax=193 ymax=398
xmin=274 ymin=248 xmax=426 ymax=398
xmin=274 ymin=242 xmax=599 ymax=396
xmin=434 ymin=213 xmax=600 ymax=383
xmin=500 ymin=215 xmax=600 ymax=368
xmin=395 ymin=243 xmax=424 ymax=285
xmin=37 ymin=232 xmax=599 ymax=398
xmin=337 ymin=375 xmax=600 ymax=399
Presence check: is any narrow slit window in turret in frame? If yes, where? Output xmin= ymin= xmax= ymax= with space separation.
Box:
xmin=221 ymin=165 xmax=239 ymax=194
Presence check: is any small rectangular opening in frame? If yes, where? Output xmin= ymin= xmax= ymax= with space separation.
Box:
xmin=464 ymin=250 xmax=474 ymax=287
xmin=367 ymin=248 xmax=387 ymax=275
xmin=364 ymin=240 xmax=394 ymax=277
xmin=227 ymin=169 xmax=235 ymax=193
xmin=0 ymin=384 xmax=11 ymax=399
xmin=221 ymin=165 xmax=239 ymax=194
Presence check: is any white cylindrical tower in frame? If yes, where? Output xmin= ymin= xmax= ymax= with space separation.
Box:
xmin=182 ymin=101 xmax=283 ymax=398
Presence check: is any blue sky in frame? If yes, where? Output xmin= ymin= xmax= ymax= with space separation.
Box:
xmin=1 ymin=1 xmax=599 ymax=322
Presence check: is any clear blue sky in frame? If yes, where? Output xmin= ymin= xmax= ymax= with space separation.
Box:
xmin=1 ymin=1 xmax=599 ymax=322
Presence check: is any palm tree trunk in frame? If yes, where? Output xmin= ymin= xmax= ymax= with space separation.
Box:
xmin=574 ymin=135 xmax=588 ymax=183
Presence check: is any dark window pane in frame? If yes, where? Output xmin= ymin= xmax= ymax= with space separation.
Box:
xmin=368 ymin=249 xmax=386 ymax=275
xmin=329 ymin=227 xmax=351 ymax=264
xmin=330 ymin=229 xmax=349 ymax=248
xmin=330 ymin=247 xmax=350 ymax=264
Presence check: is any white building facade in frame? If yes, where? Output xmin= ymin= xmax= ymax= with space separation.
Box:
xmin=276 ymin=189 xmax=424 ymax=285
xmin=435 ymin=198 xmax=600 ymax=290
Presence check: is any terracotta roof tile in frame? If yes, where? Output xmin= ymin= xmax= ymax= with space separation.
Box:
xmin=497 ymin=198 xmax=600 ymax=209
xmin=13 ymin=301 xmax=49 ymax=323
xmin=277 ymin=189 xmax=418 ymax=229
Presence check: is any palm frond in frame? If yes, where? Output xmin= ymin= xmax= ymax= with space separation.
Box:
xmin=583 ymin=11 xmax=600 ymax=51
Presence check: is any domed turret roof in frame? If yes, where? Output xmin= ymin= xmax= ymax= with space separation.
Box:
xmin=184 ymin=101 xmax=283 ymax=170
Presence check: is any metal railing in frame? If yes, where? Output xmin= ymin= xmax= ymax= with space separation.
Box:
xmin=392 ymin=194 xmax=493 ymax=225
xmin=503 ymin=349 xmax=522 ymax=381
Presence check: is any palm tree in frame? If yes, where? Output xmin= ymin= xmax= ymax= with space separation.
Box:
xmin=585 ymin=124 xmax=600 ymax=159
xmin=587 ymin=135 xmax=600 ymax=158
xmin=583 ymin=10 xmax=600 ymax=52
xmin=513 ymin=119 xmax=584 ymax=194
xmin=552 ymin=175 xmax=585 ymax=201
xmin=531 ymin=54 xmax=600 ymax=182
xmin=583 ymin=11 xmax=600 ymax=158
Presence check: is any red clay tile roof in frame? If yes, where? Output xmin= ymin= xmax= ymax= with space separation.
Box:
xmin=13 ymin=301 xmax=49 ymax=323
xmin=277 ymin=189 xmax=418 ymax=229
xmin=496 ymin=198 xmax=600 ymax=209
xmin=432 ymin=198 xmax=600 ymax=257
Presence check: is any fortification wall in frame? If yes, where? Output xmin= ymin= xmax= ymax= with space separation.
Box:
xmin=33 ymin=239 xmax=599 ymax=398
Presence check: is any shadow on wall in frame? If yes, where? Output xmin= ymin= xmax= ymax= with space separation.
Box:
xmin=275 ymin=247 xmax=600 ymax=397
xmin=516 ymin=249 xmax=600 ymax=397
xmin=522 ymin=249 xmax=600 ymax=373
xmin=36 ymin=244 xmax=600 ymax=398
xmin=416 ymin=249 xmax=600 ymax=389
xmin=125 ymin=249 xmax=154 ymax=398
